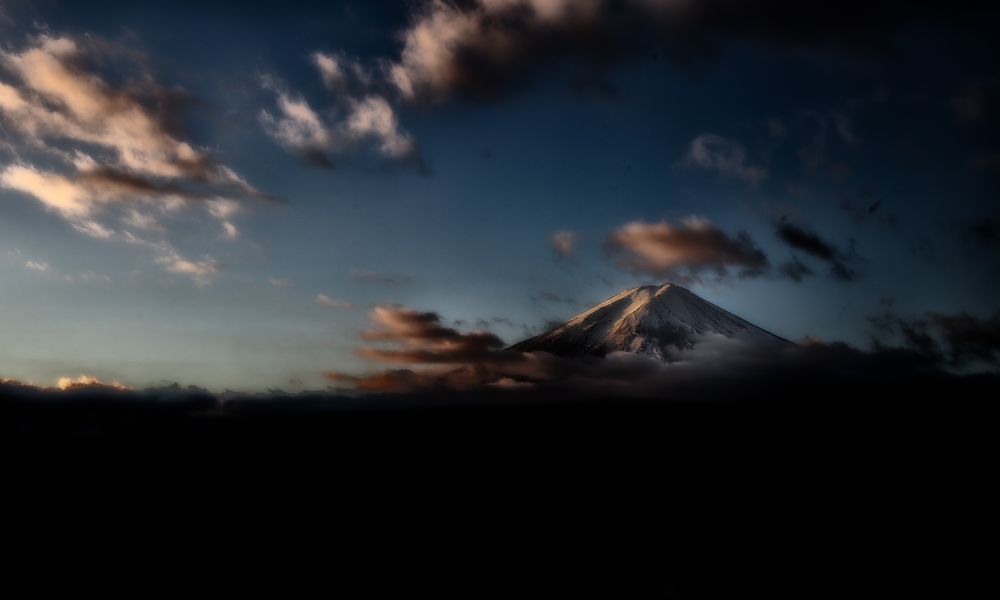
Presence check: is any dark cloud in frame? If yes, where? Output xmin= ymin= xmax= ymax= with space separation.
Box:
xmin=928 ymin=312 xmax=1000 ymax=367
xmin=964 ymin=217 xmax=997 ymax=245
xmin=868 ymin=301 xmax=1000 ymax=369
xmin=385 ymin=0 xmax=999 ymax=103
xmin=75 ymin=166 xmax=189 ymax=197
xmin=356 ymin=305 xmax=509 ymax=364
xmin=774 ymin=219 xmax=862 ymax=282
xmin=779 ymin=256 xmax=814 ymax=282
xmin=840 ymin=197 xmax=894 ymax=227
xmin=606 ymin=217 xmax=769 ymax=281
xmin=954 ymin=80 xmax=999 ymax=122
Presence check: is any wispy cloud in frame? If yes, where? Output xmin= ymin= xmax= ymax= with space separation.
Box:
xmin=24 ymin=259 xmax=49 ymax=272
xmin=681 ymin=134 xmax=767 ymax=185
xmin=259 ymin=60 xmax=419 ymax=168
xmin=350 ymin=269 xmax=412 ymax=285
xmin=550 ymin=230 xmax=579 ymax=259
xmin=315 ymin=294 xmax=353 ymax=309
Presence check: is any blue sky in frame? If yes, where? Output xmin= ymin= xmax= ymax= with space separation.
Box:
xmin=1 ymin=1 xmax=997 ymax=390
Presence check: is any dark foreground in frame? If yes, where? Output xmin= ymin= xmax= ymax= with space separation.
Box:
xmin=3 ymin=375 xmax=998 ymax=598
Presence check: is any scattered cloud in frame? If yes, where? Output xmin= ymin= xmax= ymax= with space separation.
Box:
xmin=869 ymin=301 xmax=1000 ymax=370
xmin=157 ymin=253 xmax=217 ymax=286
xmin=206 ymin=197 xmax=240 ymax=240
xmin=964 ymin=217 xmax=997 ymax=246
xmin=315 ymin=294 xmax=353 ymax=309
xmin=24 ymin=259 xmax=49 ymax=272
xmin=605 ymin=217 xmax=769 ymax=281
xmin=122 ymin=230 xmax=219 ymax=285
xmin=550 ymin=230 xmax=579 ymax=259
xmin=259 ymin=60 xmax=420 ymax=168
xmin=682 ymin=134 xmax=767 ymax=185
xmin=778 ymin=256 xmax=813 ymax=282
xmin=258 ymin=86 xmax=331 ymax=154
xmin=0 ymin=34 xmax=263 ymax=282
xmin=356 ymin=305 xmax=507 ymax=365
xmin=350 ymin=269 xmax=411 ymax=285
xmin=774 ymin=219 xmax=862 ymax=282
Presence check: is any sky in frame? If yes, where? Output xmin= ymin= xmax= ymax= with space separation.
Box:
xmin=0 ymin=0 xmax=998 ymax=391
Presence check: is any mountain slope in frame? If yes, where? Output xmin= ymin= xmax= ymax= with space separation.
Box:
xmin=512 ymin=283 xmax=790 ymax=360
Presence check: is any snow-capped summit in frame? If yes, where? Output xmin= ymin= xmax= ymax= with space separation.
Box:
xmin=512 ymin=283 xmax=790 ymax=360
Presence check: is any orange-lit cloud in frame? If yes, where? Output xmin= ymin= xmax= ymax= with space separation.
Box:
xmin=0 ymin=34 xmax=261 ymax=283
xmin=606 ymin=217 xmax=769 ymax=280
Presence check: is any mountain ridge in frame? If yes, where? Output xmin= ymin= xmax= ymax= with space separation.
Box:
xmin=512 ymin=282 xmax=790 ymax=360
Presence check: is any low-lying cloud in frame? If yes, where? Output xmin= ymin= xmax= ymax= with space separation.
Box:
xmin=355 ymin=305 xmax=508 ymax=364
xmin=325 ymin=300 xmax=995 ymax=396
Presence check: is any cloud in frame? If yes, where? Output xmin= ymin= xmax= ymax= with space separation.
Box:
xmin=550 ymin=230 xmax=579 ymax=258
xmin=157 ymin=253 xmax=217 ymax=286
xmin=0 ymin=34 xmax=262 ymax=281
xmin=0 ymin=164 xmax=94 ymax=218
xmin=357 ymin=305 xmax=508 ymax=365
xmin=315 ymin=294 xmax=353 ymax=309
xmin=259 ymin=66 xmax=420 ymax=168
xmin=774 ymin=219 xmax=862 ymax=282
xmin=56 ymin=374 xmax=130 ymax=391
xmin=119 ymin=230 xmax=218 ymax=285
xmin=312 ymin=52 xmax=348 ymax=91
xmin=350 ymin=269 xmax=412 ymax=285
xmin=927 ymin=312 xmax=1000 ymax=367
xmin=72 ymin=219 xmax=114 ymax=239
xmin=964 ymin=217 xmax=997 ymax=246
xmin=869 ymin=302 xmax=1000 ymax=370
xmin=778 ymin=256 xmax=814 ymax=282
xmin=0 ymin=36 xmax=253 ymax=187
xmin=312 ymin=51 xmax=370 ymax=92
xmin=24 ymin=259 xmax=49 ymax=272
xmin=345 ymin=96 xmax=416 ymax=159
xmin=682 ymin=134 xmax=767 ymax=185
xmin=605 ymin=217 xmax=769 ymax=281
xmin=329 ymin=301 xmax=979 ymax=396
xmin=258 ymin=88 xmax=331 ymax=152
xmin=378 ymin=0 xmax=999 ymax=104
xmin=206 ymin=198 xmax=240 ymax=240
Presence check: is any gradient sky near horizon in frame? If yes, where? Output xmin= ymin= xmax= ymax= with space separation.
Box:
xmin=1 ymin=0 xmax=997 ymax=390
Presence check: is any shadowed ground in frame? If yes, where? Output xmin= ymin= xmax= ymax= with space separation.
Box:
xmin=3 ymin=375 xmax=998 ymax=598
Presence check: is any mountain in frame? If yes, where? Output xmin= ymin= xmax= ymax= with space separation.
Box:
xmin=512 ymin=283 xmax=790 ymax=360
